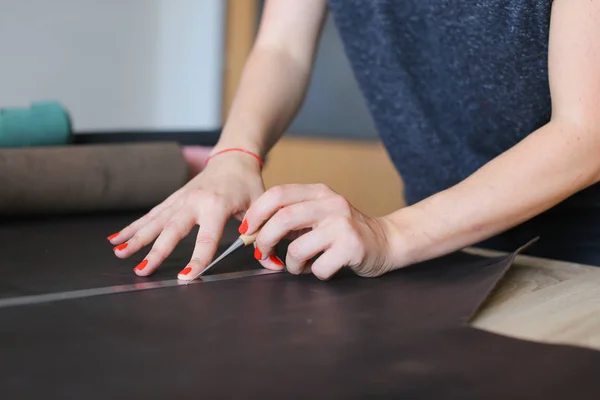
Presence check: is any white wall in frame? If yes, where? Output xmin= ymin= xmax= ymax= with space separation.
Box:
xmin=0 ymin=0 xmax=225 ymax=131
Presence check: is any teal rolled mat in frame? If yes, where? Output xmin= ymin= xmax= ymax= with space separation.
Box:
xmin=0 ymin=101 xmax=72 ymax=147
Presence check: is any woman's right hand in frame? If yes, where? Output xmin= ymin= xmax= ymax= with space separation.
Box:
xmin=107 ymin=151 xmax=281 ymax=279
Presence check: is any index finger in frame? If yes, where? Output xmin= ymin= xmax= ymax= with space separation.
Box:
xmin=242 ymin=183 xmax=331 ymax=234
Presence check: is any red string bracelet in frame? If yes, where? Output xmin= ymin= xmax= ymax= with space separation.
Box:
xmin=206 ymin=148 xmax=264 ymax=168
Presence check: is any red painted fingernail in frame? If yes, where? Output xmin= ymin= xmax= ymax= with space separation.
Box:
xmin=270 ymin=255 xmax=285 ymax=267
xmin=134 ymin=259 xmax=148 ymax=271
xmin=107 ymin=233 xmax=119 ymax=241
xmin=254 ymin=247 xmax=263 ymax=260
xmin=239 ymin=219 xmax=248 ymax=234
xmin=179 ymin=266 xmax=192 ymax=276
xmin=114 ymin=243 xmax=128 ymax=252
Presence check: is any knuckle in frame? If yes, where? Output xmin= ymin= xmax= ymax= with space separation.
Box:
xmin=196 ymin=231 xmax=216 ymax=245
xmin=334 ymin=215 xmax=354 ymax=231
xmin=204 ymin=193 xmax=228 ymax=213
xmin=202 ymin=192 xmax=220 ymax=206
xmin=171 ymin=196 xmax=187 ymax=210
xmin=130 ymin=233 xmax=150 ymax=248
xmin=163 ymin=220 xmax=184 ymax=239
xmin=347 ymin=231 xmax=364 ymax=251
xmin=346 ymin=233 xmax=366 ymax=261
xmin=287 ymin=242 xmax=303 ymax=261
xmin=266 ymin=185 xmax=285 ymax=202
xmin=147 ymin=206 xmax=162 ymax=219
xmin=314 ymin=183 xmax=332 ymax=195
xmin=147 ymin=248 xmax=167 ymax=261
xmin=187 ymin=189 xmax=204 ymax=201
xmin=186 ymin=190 xmax=228 ymax=215
xmin=275 ymin=207 xmax=294 ymax=227
xmin=255 ymin=236 xmax=271 ymax=251
xmin=186 ymin=189 xmax=207 ymax=206
xmin=189 ymin=257 xmax=207 ymax=267
xmin=126 ymin=235 xmax=139 ymax=247
xmin=121 ymin=224 xmax=135 ymax=236
xmin=330 ymin=195 xmax=351 ymax=213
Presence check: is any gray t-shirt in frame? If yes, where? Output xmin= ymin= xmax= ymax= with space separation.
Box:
xmin=327 ymin=0 xmax=599 ymax=209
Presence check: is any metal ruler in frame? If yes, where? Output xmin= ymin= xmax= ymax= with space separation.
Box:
xmin=0 ymin=269 xmax=281 ymax=309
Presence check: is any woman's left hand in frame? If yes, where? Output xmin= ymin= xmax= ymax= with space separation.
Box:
xmin=240 ymin=183 xmax=396 ymax=280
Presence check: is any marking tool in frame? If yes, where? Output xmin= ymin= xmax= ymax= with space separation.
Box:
xmin=186 ymin=231 xmax=259 ymax=283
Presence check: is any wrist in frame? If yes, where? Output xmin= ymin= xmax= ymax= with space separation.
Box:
xmin=378 ymin=207 xmax=437 ymax=269
xmin=214 ymin=123 xmax=270 ymax=158
xmin=212 ymin=140 xmax=264 ymax=158
xmin=204 ymin=147 xmax=263 ymax=175
xmin=207 ymin=148 xmax=263 ymax=167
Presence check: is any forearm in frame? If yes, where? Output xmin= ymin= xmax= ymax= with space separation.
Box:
xmin=386 ymin=119 xmax=600 ymax=265
xmin=214 ymin=47 xmax=313 ymax=157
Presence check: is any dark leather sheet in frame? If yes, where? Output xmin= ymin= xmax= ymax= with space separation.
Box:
xmin=1 ymin=213 xmax=600 ymax=399
xmin=0 ymin=213 xmax=257 ymax=298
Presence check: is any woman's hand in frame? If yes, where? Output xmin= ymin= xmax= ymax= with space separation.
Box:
xmin=107 ymin=152 xmax=268 ymax=279
xmin=241 ymin=183 xmax=397 ymax=280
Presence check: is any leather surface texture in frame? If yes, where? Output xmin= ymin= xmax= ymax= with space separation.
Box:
xmin=1 ymin=213 xmax=599 ymax=399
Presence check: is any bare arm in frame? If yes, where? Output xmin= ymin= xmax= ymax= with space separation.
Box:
xmin=386 ymin=0 xmax=600 ymax=265
xmin=112 ymin=1 xmax=328 ymax=278
xmin=225 ymin=0 xmax=600 ymax=281
xmin=214 ymin=0 xmax=328 ymax=157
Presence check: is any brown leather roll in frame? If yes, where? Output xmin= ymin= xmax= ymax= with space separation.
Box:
xmin=0 ymin=142 xmax=188 ymax=217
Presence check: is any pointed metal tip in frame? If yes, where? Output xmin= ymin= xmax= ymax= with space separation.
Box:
xmin=183 ymin=238 xmax=246 ymax=285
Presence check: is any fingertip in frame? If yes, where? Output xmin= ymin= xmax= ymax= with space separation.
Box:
xmin=269 ymin=255 xmax=285 ymax=267
xmin=177 ymin=265 xmax=194 ymax=280
xmin=133 ymin=259 xmax=150 ymax=276
xmin=259 ymin=255 xmax=285 ymax=271
xmin=113 ymin=243 xmax=129 ymax=258
xmin=313 ymin=271 xmax=332 ymax=281
xmin=107 ymin=232 xmax=120 ymax=243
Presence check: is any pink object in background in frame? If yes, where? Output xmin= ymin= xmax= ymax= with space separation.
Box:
xmin=182 ymin=145 xmax=213 ymax=178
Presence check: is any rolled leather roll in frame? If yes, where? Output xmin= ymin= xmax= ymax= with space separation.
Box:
xmin=0 ymin=142 xmax=188 ymax=217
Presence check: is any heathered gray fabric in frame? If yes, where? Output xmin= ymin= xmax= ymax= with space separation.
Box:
xmin=326 ymin=0 xmax=600 ymax=209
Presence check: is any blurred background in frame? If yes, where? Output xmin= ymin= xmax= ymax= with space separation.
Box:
xmin=0 ymin=0 xmax=404 ymax=216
